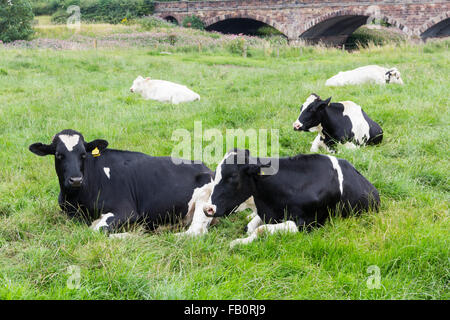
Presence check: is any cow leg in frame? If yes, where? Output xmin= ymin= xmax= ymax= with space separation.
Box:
xmin=90 ymin=213 xmax=115 ymax=232
xmin=311 ymin=134 xmax=334 ymax=153
xmin=343 ymin=141 xmax=358 ymax=150
xmin=246 ymin=214 xmax=264 ymax=235
xmin=176 ymin=201 xmax=213 ymax=237
xmin=230 ymin=221 xmax=298 ymax=248
xmin=90 ymin=211 xmax=138 ymax=234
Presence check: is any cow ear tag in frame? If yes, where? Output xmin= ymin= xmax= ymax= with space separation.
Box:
xmin=92 ymin=147 xmax=100 ymax=157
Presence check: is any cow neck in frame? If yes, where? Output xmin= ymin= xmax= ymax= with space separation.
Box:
xmin=318 ymin=107 xmax=334 ymax=139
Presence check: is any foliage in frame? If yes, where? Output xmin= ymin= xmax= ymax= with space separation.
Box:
xmin=0 ymin=0 xmax=34 ymax=42
xmin=182 ymin=15 xmax=204 ymax=30
xmin=50 ymin=0 xmax=154 ymax=24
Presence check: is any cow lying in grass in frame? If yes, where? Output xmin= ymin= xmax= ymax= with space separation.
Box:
xmin=203 ymin=149 xmax=380 ymax=247
xmin=130 ymin=76 xmax=200 ymax=104
xmin=325 ymin=65 xmax=404 ymax=86
xmin=29 ymin=129 xmax=212 ymax=234
xmin=293 ymin=94 xmax=383 ymax=153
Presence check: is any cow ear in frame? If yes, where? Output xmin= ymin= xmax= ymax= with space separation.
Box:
xmin=84 ymin=139 xmax=108 ymax=152
xmin=318 ymin=97 xmax=331 ymax=110
xmin=29 ymin=143 xmax=55 ymax=156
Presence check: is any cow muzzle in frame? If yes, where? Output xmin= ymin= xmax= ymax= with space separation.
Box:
xmin=203 ymin=204 xmax=216 ymax=217
xmin=68 ymin=176 xmax=83 ymax=187
xmin=130 ymin=88 xmax=134 ymax=93
xmin=293 ymin=120 xmax=302 ymax=131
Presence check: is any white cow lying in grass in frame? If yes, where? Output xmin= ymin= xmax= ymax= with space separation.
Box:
xmin=177 ymin=181 xmax=258 ymax=237
xmin=325 ymin=65 xmax=404 ymax=86
xmin=130 ymin=76 xmax=200 ymax=104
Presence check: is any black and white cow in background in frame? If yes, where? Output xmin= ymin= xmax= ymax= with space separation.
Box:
xmin=293 ymin=94 xmax=383 ymax=153
xmin=29 ymin=129 xmax=213 ymax=234
xmin=203 ymin=149 xmax=380 ymax=247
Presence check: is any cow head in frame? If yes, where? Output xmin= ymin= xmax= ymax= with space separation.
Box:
xmin=130 ymin=75 xmax=149 ymax=93
xmin=203 ymin=149 xmax=267 ymax=217
xmin=293 ymin=94 xmax=331 ymax=132
xmin=29 ymin=129 xmax=108 ymax=192
xmin=385 ymin=68 xmax=404 ymax=84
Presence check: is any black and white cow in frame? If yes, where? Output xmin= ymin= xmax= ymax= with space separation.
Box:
xmin=293 ymin=94 xmax=383 ymax=153
xmin=29 ymin=129 xmax=213 ymax=233
xmin=203 ymin=149 xmax=380 ymax=246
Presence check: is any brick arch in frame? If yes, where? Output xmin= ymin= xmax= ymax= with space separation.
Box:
xmin=162 ymin=15 xmax=179 ymax=25
xmin=203 ymin=13 xmax=289 ymax=37
xmin=301 ymin=9 xmax=411 ymax=36
xmin=419 ymin=12 xmax=450 ymax=36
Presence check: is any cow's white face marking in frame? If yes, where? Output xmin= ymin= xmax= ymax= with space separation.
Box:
xmin=302 ymin=94 xmax=318 ymax=112
xmin=103 ymin=167 xmax=111 ymax=179
xmin=341 ymin=101 xmax=370 ymax=145
xmin=326 ymin=155 xmax=344 ymax=195
xmin=91 ymin=212 xmax=114 ymax=231
xmin=59 ymin=134 xmax=80 ymax=152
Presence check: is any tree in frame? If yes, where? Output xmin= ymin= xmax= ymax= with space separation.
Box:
xmin=0 ymin=0 xmax=34 ymax=43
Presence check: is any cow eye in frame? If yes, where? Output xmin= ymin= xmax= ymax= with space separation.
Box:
xmin=80 ymin=153 xmax=86 ymax=159
xmin=55 ymin=152 xmax=64 ymax=160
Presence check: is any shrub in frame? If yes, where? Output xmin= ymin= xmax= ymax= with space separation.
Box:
xmin=0 ymin=0 xmax=34 ymax=43
xmin=31 ymin=0 xmax=59 ymax=15
xmin=135 ymin=15 xmax=174 ymax=30
xmin=51 ymin=0 xmax=155 ymax=24
xmin=182 ymin=15 xmax=204 ymax=30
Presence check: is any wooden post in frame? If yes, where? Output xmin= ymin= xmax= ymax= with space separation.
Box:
xmin=93 ymin=39 xmax=97 ymax=49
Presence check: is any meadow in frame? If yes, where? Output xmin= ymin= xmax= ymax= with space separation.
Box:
xmin=0 ymin=29 xmax=448 ymax=298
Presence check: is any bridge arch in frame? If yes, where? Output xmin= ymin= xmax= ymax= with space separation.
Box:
xmin=204 ymin=13 xmax=289 ymax=37
xmin=300 ymin=9 xmax=410 ymax=45
xmin=162 ymin=15 xmax=179 ymax=25
xmin=420 ymin=13 xmax=450 ymax=39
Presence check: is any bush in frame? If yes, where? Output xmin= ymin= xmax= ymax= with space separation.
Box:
xmin=0 ymin=0 xmax=34 ymax=43
xmin=51 ymin=0 xmax=155 ymax=24
xmin=135 ymin=15 xmax=174 ymax=30
xmin=182 ymin=15 xmax=204 ymax=30
xmin=31 ymin=0 xmax=59 ymax=15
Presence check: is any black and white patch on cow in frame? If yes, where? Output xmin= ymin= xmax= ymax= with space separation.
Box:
xmin=204 ymin=149 xmax=380 ymax=246
xmin=293 ymin=94 xmax=383 ymax=153
xmin=29 ymin=129 xmax=213 ymax=234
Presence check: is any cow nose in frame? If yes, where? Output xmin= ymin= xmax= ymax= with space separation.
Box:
xmin=69 ymin=176 xmax=83 ymax=187
xmin=203 ymin=204 xmax=216 ymax=217
xmin=130 ymin=88 xmax=134 ymax=92
xmin=293 ymin=121 xmax=302 ymax=130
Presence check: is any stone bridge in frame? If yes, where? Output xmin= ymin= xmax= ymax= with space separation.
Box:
xmin=154 ymin=0 xmax=450 ymax=45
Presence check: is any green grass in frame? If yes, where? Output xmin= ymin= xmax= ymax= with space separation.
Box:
xmin=0 ymin=39 xmax=449 ymax=299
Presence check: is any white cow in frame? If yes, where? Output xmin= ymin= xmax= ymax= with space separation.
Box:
xmin=177 ymin=181 xmax=258 ymax=237
xmin=325 ymin=65 xmax=404 ymax=86
xmin=130 ymin=76 xmax=200 ymax=104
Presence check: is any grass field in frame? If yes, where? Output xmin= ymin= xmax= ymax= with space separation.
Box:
xmin=0 ymin=37 xmax=449 ymax=299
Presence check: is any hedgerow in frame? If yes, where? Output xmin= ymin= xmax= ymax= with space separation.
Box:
xmin=50 ymin=0 xmax=155 ymax=24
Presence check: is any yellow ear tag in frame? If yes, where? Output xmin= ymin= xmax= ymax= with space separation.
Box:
xmin=92 ymin=147 xmax=100 ymax=157
xmin=260 ymin=170 xmax=265 ymax=175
